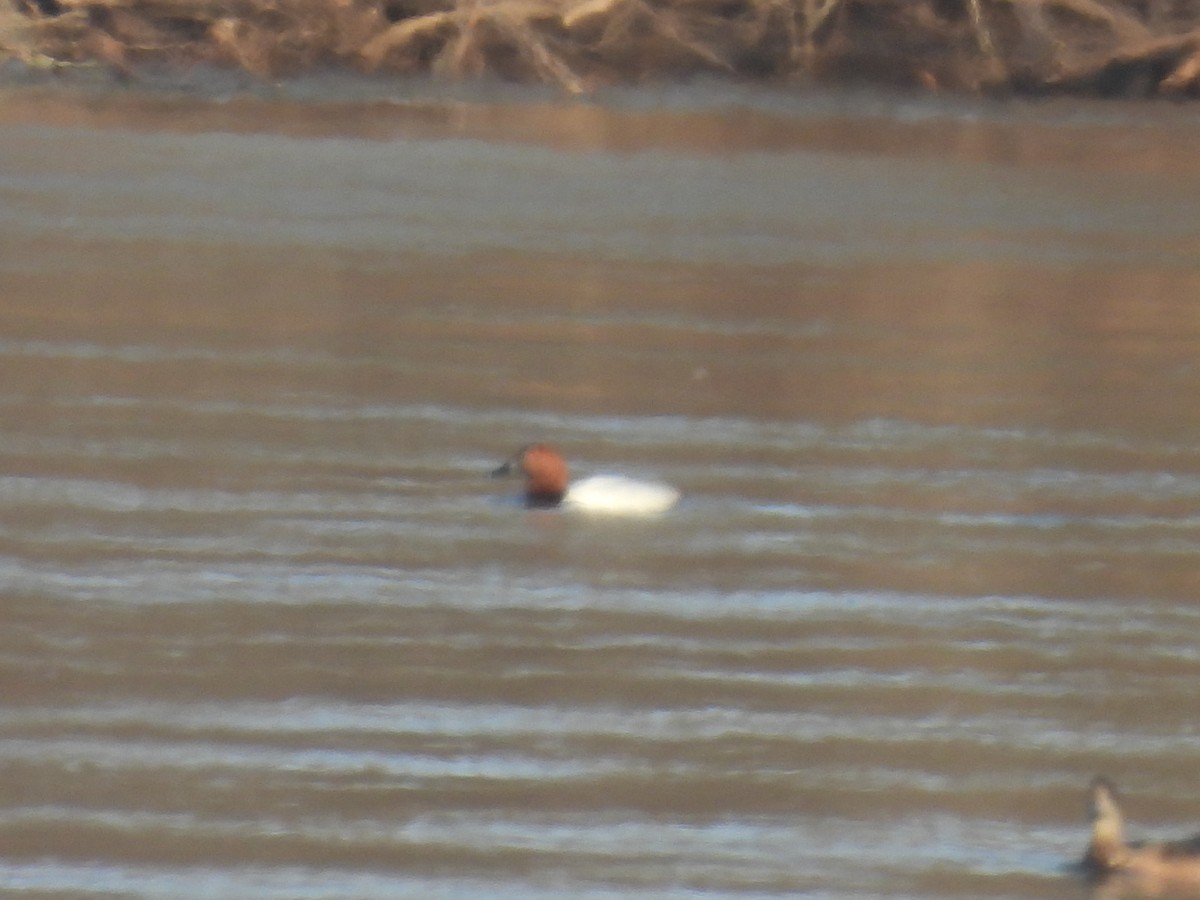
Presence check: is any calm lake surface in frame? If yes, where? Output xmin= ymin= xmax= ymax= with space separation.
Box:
xmin=2 ymin=76 xmax=1200 ymax=899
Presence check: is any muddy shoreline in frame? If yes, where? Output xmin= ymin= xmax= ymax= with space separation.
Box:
xmin=2 ymin=0 xmax=1199 ymax=99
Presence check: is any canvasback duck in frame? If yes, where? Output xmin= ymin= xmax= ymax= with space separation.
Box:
xmin=492 ymin=443 xmax=679 ymax=514
xmin=1084 ymin=776 xmax=1200 ymax=886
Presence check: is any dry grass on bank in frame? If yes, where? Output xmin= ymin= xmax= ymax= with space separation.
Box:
xmin=2 ymin=0 xmax=1200 ymax=96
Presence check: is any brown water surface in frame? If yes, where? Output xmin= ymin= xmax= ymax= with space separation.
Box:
xmin=2 ymin=79 xmax=1200 ymax=899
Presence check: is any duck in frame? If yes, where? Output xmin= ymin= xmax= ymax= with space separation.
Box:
xmin=491 ymin=443 xmax=679 ymax=514
xmin=1083 ymin=776 xmax=1200 ymax=887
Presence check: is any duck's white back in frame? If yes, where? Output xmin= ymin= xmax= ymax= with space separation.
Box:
xmin=564 ymin=475 xmax=679 ymax=515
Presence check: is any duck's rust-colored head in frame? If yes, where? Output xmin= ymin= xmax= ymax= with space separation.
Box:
xmin=492 ymin=444 xmax=569 ymax=508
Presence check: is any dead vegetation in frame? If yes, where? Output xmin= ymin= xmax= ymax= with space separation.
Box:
xmin=3 ymin=0 xmax=1200 ymax=96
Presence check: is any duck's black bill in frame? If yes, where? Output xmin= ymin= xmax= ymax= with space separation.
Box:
xmin=491 ymin=460 xmax=514 ymax=478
